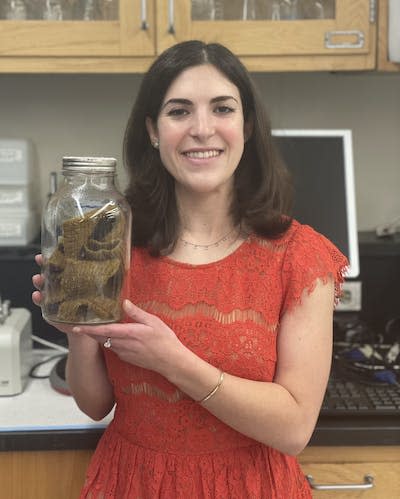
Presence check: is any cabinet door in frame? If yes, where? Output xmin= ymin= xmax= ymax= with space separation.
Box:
xmin=0 ymin=449 xmax=93 ymax=499
xmin=300 ymin=447 xmax=400 ymax=499
xmin=378 ymin=0 xmax=400 ymax=71
xmin=301 ymin=462 xmax=400 ymax=499
xmin=0 ymin=0 xmax=155 ymax=56
xmin=156 ymin=0 xmax=375 ymax=71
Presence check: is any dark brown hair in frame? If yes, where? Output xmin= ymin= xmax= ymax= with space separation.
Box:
xmin=123 ymin=40 xmax=293 ymax=255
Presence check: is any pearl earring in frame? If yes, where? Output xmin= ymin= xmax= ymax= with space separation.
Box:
xmin=152 ymin=139 xmax=159 ymax=149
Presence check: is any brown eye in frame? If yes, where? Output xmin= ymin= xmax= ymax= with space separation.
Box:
xmin=166 ymin=108 xmax=189 ymax=117
xmin=215 ymin=105 xmax=235 ymax=114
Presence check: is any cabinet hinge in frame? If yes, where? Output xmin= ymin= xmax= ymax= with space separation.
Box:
xmin=370 ymin=0 xmax=377 ymax=24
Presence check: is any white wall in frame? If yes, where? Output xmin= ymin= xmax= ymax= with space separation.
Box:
xmin=0 ymin=71 xmax=399 ymax=231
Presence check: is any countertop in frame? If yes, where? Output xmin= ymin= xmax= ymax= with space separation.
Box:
xmin=0 ymin=350 xmax=112 ymax=451
xmin=1 ymin=350 xmax=399 ymax=452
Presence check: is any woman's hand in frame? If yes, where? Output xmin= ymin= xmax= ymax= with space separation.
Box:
xmin=31 ymin=253 xmax=43 ymax=307
xmin=72 ymin=300 xmax=186 ymax=377
xmin=32 ymin=254 xmax=184 ymax=376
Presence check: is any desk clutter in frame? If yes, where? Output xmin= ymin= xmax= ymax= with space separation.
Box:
xmin=0 ymin=139 xmax=40 ymax=246
xmin=0 ymin=299 xmax=32 ymax=396
xmin=333 ymin=315 xmax=400 ymax=384
xmin=321 ymin=315 xmax=400 ymax=417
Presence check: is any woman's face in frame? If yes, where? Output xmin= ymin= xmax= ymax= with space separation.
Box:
xmin=146 ymin=64 xmax=251 ymax=197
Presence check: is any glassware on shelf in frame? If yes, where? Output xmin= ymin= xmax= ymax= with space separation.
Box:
xmin=191 ymin=0 xmax=224 ymax=20
xmin=284 ymin=0 xmax=299 ymax=20
xmin=25 ymin=0 xmax=44 ymax=19
xmin=300 ymin=0 xmax=335 ymax=19
xmin=191 ymin=0 xmax=213 ymax=20
xmin=190 ymin=0 xmax=334 ymax=22
xmin=99 ymin=0 xmax=118 ymax=21
xmin=271 ymin=1 xmax=280 ymax=20
xmin=5 ymin=0 xmax=27 ymax=19
xmin=242 ymin=0 xmax=257 ymax=20
xmin=322 ymin=0 xmax=335 ymax=19
xmin=268 ymin=0 xmax=335 ymax=20
xmin=271 ymin=0 xmax=299 ymax=20
xmin=43 ymin=0 xmax=63 ymax=20
xmin=83 ymin=0 xmax=99 ymax=20
xmin=301 ymin=0 xmax=323 ymax=19
xmin=213 ymin=0 xmax=224 ymax=19
xmin=0 ymin=0 xmax=119 ymax=20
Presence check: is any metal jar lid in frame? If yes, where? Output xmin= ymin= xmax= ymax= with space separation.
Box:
xmin=62 ymin=156 xmax=116 ymax=173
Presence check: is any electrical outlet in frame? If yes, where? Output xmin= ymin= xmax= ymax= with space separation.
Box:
xmin=336 ymin=281 xmax=362 ymax=312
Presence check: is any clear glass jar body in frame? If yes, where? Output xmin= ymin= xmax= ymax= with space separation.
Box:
xmin=41 ymin=157 xmax=132 ymax=325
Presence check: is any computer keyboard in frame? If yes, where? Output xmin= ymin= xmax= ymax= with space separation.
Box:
xmin=321 ymin=379 xmax=400 ymax=416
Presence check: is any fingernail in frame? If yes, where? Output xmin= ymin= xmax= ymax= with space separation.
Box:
xmin=72 ymin=327 xmax=81 ymax=333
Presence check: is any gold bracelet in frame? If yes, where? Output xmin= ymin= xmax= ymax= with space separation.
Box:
xmin=197 ymin=371 xmax=225 ymax=404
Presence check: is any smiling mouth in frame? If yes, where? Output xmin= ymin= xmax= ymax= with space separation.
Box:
xmin=183 ymin=149 xmax=223 ymax=159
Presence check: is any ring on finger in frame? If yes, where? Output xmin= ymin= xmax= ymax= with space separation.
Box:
xmin=103 ymin=337 xmax=112 ymax=349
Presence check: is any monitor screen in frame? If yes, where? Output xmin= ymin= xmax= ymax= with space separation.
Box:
xmin=272 ymin=129 xmax=359 ymax=278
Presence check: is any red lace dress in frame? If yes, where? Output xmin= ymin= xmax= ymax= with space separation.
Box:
xmin=81 ymin=220 xmax=347 ymax=499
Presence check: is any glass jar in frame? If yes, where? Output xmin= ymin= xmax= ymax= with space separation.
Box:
xmin=41 ymin=156 xmax=132 ymax=325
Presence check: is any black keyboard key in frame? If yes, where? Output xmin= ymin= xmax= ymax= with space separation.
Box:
xmin=321 ymin=378 xmax=400 ymax=416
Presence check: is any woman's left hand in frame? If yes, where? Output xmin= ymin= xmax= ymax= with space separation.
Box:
xmin=72 ymin=299 xmax=184 ymax=376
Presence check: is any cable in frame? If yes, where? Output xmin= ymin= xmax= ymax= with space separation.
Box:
xmin=31 ymin=334 xmax=69 ymax=353
xmin=29 ymin=353 xmax=67 ymax=379
xmin=30 ymin=335 xmax=69 ymax=379
xmin=373 ymin=370 xmax=399 ymax=385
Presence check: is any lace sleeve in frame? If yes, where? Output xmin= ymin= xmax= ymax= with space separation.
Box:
xmin=281 ymin=223 xmax=348 ymax=316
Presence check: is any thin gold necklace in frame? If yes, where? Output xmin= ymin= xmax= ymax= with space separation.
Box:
xmin=180 ymin=226 xmax=239 ymax=250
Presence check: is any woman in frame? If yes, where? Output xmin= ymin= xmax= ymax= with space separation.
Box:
xmin=33 ymin=40 xmax=347 ymax=498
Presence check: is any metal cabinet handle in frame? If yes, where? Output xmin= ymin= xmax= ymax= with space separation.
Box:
xmin=306 ymin=474 xmax=374 ymax=491
xmin=168 ymin=0 xmax=175 ymax=34
xmin=325 ymin=30 xmax=365 ymax=49
xmin=140 ymin=0 xmax=148 ymax=30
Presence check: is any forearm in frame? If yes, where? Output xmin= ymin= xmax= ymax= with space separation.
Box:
xmin=166 ymin=349 xmax=315 ymax=455
xmin=167 ymin=281 xmax=333 ymax=456
xmin=66 ymin=334 xmax=115 ymax=420
xmin=200 ymin=372 xmax=314 ymax=455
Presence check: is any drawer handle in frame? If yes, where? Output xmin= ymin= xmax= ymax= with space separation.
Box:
xmin=306 ymin=474 xmax=374 ymax=491
xmin=140 ymin=0 xmax=148 ymax=30
xmin=324 ymin=30 xmax=365 ymax=49
xmin=168 ymin=0 xmax=175 ymax=34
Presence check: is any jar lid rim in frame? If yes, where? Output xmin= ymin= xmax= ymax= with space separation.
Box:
xmin=62 ymin=156 xmax=117 ymax=169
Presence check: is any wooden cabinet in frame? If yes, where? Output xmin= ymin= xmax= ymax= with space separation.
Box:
xmin=0 ymin=2 xmax=156 ymax=57
xmin=157 ymin=0 xmax=376 ymax=72
xmin=1 ymin=446 xmax=399 ymax=499
xmin=377 ymin=0 xmax=400 ymax=71
xmin=0 ymin=1 xmax=156 ymax=72
xmin=0 ymin=449 xmax=92 ymax=499
xmin=299 ymin=446 xmax=400 ymax=499
xmin=0 ymin=0 xmax=377 ymax=73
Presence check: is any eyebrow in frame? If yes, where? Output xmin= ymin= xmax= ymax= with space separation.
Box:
xmin=161 ymin=95 xmax=239 ymax=110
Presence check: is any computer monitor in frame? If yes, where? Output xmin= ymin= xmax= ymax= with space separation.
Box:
xmin=272 ymin=129 xmax=359 ymax=278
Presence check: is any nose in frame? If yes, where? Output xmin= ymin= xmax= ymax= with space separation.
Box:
xmin=189 ymin=109 xmax=215 ymax=140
